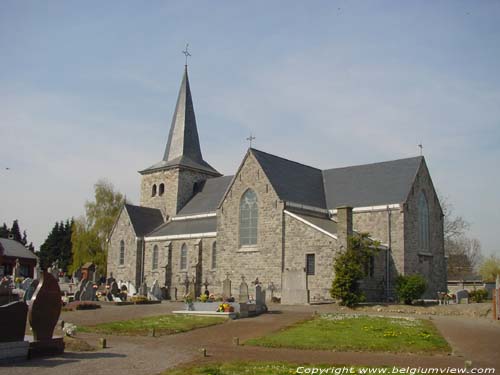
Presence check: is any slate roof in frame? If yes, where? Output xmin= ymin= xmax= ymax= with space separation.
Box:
xmin=0 ymin=238 xmax=37 ymax=260
xmin=177 ymin=176 xmax=233 ymax=216
xmin=125 ymin=204 xmax=164 ymax=236
xmin=147 ymin=217 xmax=217 ymax=238
xmin=289 ymin=211 xmax=337 ymax=235
xmin=140 ymin=67 xmax=219 ymax=176
xmin=322 ymin=157 xmax=423 ymax=209
xmin=250 ymin=149 xmax=327 ymax=209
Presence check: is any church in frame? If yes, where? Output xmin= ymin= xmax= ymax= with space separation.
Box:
xmin=107 ymin=66 xmax=446 ymax=303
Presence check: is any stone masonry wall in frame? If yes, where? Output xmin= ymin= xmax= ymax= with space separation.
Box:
xmin=283 ymin=213 xmax=338 ymax=302
xmin=403 ymin=160 xmax=446 ymax=298
xmin=351 ymin=208 xmax=404 ymax=299
xmin=216 ymin=152 xmax=285 ymax=299
xmin=108 ymin=208 xmax=140 ymax=287
xmin=140 ymin=168 xmax=216 ymax=220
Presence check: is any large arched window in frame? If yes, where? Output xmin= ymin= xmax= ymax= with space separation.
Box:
xmin=418 ymin=191 xmax=430 ymax=251
xmin=180 ymin=243 xmax=188 ymax=270
xmin=152 ymin=245 xmax=159 ymax=270
xmin=119 ymin=240 xmax=125 ymax=265
xmin=151 ymin=184 xmax=157 ymax=197
xmin=239 ymin=189 xmax=258 ymax=246
xmin=159 ymin=183 xmax=165 ymax=196
xmin=211 ymin=241 xmax=217 ymax=269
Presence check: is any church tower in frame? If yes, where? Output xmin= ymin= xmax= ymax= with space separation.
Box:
xmin=139 ymin=66 xmax=221 ymax=220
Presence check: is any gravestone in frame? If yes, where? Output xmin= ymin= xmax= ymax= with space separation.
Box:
xmin=149 ymin=280 xmax=162 ymax=301
xmin=281 ymin=268 xmax=309 ymax=304
xmin=23 ymin=279 xmax=39 ymax=303
xmin=139 ymin=281 xmax=148 ymax=297
xmin=28 ymin=271 xmax=64 ymax=356
xmin=33 ymin=265 xmax=41 ymax=280
xmin=110 ymin=281 xmax=120 ymax=296
xmin=126 ymin=281 xmax=137 ymax=296
xmin=222 ymin=274 xmax=232 ymax=299
xmin=495 ymin=275 xmax=500 ymax=321
xmin=79 ymin=280 xmax=96 ymax=301
xmin=456 ymin=289 xmax=469 ymax=304
xmin=0 ymin=301 xmax=29 ymax=362
xmin=266 ymin=282 xmax=276 ymax=303
xmin=13 ymin=259 xmax=21 ymax=279
xmin=239 ymin=276 xmax=249 ymax=303
xmin=255 ymin=284 xmax=266 ymax=307
xmin=20 ymin=278 xmax=33 ymax=291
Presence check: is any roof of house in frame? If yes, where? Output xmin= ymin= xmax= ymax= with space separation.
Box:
xmin=322 ymin=156 xmax=423 ymax=209
xmin=147 ymin=217 xmax=217 ymax=238
xmin=177 ymin=175 xmax=233 ymax=216
xmin=0 ymin=238 xmax=37 ymax=260
xmin=250 ymin=148 xmax=327 ymax=209
xmin=125 ymin=204 xmax=164 ymax=236
xmin=289 ymin=211 xmax=338 ymax=235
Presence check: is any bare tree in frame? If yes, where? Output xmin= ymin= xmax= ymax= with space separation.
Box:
xmin=440 ymin=195 xmax=482 ymax=279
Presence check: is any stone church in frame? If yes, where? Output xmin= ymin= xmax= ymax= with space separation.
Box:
xmin=107 ymin=66 xmax=446 ymax=303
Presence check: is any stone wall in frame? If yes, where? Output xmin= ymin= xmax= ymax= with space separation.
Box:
xmin=283 ymin=212 xmax=338 ymax=302
xmin=216 ymin=152 xmax=285 ymax=298
xmin=140 ymin=167 xmax=216 ymax=220
xmin=107 ymin=208 xmax=141 ymax=287
xmin=351 ymin=208 xmax=404 ymax=299
xmin=403 ymin=160 xmax=446 ymax=298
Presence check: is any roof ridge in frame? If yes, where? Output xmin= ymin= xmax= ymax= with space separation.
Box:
xmin=322 ymin=156 xmax=423 ymax=172
xmin=250 ymin=148 xmax=322 ymax=171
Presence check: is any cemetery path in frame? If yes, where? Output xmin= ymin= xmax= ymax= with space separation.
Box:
xmin=2 ymin=303 xmax=499 ymax=375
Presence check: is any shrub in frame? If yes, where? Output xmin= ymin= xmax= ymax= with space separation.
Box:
xmin=469 ymin=289 xmax=489 ymax=303
xmin=130 ymin=296 xmax=149 ymax=304
xmin=395 ymin=274 xmax=427 ymax=305
xmin=331 ymin=233 xmax=379 ymax=307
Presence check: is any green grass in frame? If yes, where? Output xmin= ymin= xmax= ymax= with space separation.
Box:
xmin=161 ymin=361 xmax=440 ymax=375
xmin=245 ymin=314 xmax=450 ymax=354
xmin=78 ymin=314 xmax=226 ymax=336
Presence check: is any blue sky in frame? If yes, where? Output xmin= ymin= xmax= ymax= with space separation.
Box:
xmin=1 ymin=1 xmax=499 ymax=257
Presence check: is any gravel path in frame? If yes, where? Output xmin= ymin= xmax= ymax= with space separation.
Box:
xmin=1 ymin=302 xmax=499 ymax=374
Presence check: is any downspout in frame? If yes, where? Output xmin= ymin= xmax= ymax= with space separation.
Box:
xmin=386 ymin=206 xmax=392 ymax=301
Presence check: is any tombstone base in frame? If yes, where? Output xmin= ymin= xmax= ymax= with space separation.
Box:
xmin=0 ymin=341 xmax=29 ymax=364
xmin=26 ymin=336 xmax=64 ymax=358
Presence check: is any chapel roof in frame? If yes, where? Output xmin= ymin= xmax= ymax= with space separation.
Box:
xmin=125 ymin=204 xmax=164 ymax=236
xmin=139 ymin=67 xmax=220 ymax=176
xmin=177 ymin=175 xmax=233 ymax=216
xmin=0 ymin=238 xmax=37 ymax=260
xmin=147 ymin=216 xmax=216 ymax=238
xmin=322 ymin=156 xmax=423 ymax=209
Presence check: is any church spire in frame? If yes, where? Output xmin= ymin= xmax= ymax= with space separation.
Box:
xmin=140 ymin=67 xmax=220 ymax=176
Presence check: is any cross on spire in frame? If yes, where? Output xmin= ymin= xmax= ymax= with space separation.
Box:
xmin=246 ymin=133 xmax=256 ymax=148
xmin=182 ymin=43 xmax=191 ymax=66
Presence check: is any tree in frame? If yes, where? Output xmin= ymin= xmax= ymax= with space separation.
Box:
xmin=10 ymin=220 xmax=22 ymax=243
xmin=69 ymin=179 xmax=124 ymax=275
xmin=39 ymin=220 xmax=74 ymax=271
xmin=479 ymin=255 xmax=500 ymax=282
xmin=330 ymin=233 xmax=379 ymax=307
xmin=440 ymin=195 xmax=482 ymax=278
xmin=0 ymin=223 xmax=9 ymax=238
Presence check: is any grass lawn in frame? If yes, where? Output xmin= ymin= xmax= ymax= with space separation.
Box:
xmin=245 ymin=314 xmax=450 ymax=354
xmin=161 ymin=362 xmax=348 ymax=375
xmin=78 ymin=314 xmax=226 ymax=336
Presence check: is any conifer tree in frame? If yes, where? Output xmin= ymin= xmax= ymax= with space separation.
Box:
xmin=10 ymin=220 xmax=22 ymax=242
xmin=0 ymin=223 xmax=9 ymax=238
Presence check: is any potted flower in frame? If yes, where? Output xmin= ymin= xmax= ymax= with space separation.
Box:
xmin=184 ymin=293 xmax=194 ymax=311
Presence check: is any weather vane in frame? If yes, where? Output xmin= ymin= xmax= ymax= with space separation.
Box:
xmin=418 ymin=143 xmax=423 ymax=156
xmin=182 ymin=43 xmax=191 ymax=66
xmin=246 ymin=133 xmax=256 ymax=148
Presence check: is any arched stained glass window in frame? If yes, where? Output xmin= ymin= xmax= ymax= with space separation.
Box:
xmin=239 ymin=189 xmax=258 ymax=246
xmin=152 ymin=245 xmax=159 ymax=270
xmin=119 ymin=240 xmax=125 ymax=265
xmin=180 ymin=243 xmax=188 ymax=270
xmin=418 ymin=191 xmax=430 ymax=251
xmin=211 ymin=241 xmax=217 ymax=269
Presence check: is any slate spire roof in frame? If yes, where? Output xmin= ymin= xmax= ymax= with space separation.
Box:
xmin=140 ymin=67 xmax=220 ymax=176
